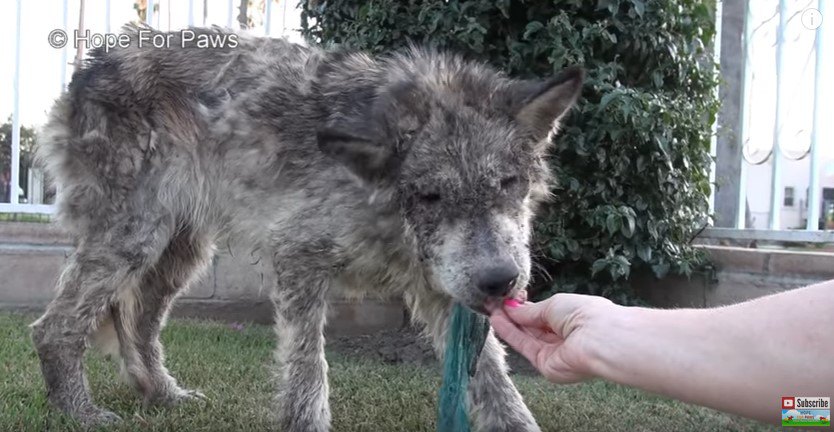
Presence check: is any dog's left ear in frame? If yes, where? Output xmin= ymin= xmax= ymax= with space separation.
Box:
xmin=316 ymin=127 xmax=398 ymax=184
xmin=501 ymin=66 xmax=584 ymax=145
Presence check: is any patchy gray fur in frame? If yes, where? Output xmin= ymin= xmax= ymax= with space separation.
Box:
xmin=30 ymin=24 xmax=583 ymax=430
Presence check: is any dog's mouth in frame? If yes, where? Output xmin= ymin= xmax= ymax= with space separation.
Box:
xmin=477 ymin=289 xmax=528 ymax=316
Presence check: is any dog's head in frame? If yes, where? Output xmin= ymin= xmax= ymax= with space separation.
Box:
xmin=317 ymin=50 xmax=583 ymax=313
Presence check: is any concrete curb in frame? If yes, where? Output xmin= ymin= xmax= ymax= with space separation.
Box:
xmin=633 ymin=245 xmax=834 ymax=308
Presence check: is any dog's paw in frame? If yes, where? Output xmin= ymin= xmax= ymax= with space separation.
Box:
xmin=144 ymin=387 xmax=207 ymax=408
xmin=178 ymin=388 xmax=207 ymax=402
xmin=77 ymin=407 xmax=122 ymax=428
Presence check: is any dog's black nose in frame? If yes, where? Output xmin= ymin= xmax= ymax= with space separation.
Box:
xmin=476 ymin=263 xmax=519 ymax=297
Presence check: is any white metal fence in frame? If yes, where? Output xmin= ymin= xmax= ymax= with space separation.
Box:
xmin=703 ymin=0 xmax=833 ymax=243
xmin=2 ymin=1 xmax=832 ymax=244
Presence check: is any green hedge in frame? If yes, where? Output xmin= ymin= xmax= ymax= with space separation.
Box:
xmin=301 ymin=0 xmax=719 ymax=303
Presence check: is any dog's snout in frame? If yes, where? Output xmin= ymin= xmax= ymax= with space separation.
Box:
xmin=476 ymin=262 xmax=519 ymax=297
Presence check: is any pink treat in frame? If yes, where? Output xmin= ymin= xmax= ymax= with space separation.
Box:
xmin=504 ymin=298 xmax=521 ymax=308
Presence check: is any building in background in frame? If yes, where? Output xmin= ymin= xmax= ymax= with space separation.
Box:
xmin=746 ymin=154 xmax=834 ymax=230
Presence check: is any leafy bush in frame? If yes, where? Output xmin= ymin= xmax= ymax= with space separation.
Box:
xmin=300 ymin=0 xmax=719 ymax=303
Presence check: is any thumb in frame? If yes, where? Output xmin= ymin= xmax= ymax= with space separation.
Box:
xmin=503 ymin=298 xmax=552 ymax=330
xmin=505 ymin=293 xmax=592 ymax=336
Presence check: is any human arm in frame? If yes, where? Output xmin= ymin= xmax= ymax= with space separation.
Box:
xmin=489 ymin=280 xmax=834 ymax=424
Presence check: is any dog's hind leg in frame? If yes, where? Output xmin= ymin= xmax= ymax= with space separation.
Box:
xmin=111 ymin=225 xmax=214 ymax=406
xmin=30 ymin=221 xmax=171 ymax=427
xmin=405 ymin=289 xmax=540 ymax=432
xmin=270 ymin=246 xmax=333 ymax=432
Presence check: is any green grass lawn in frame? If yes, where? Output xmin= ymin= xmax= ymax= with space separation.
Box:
xmin=783 ymin=420 xmax=830 ymax=427
xmin=0 ymin=313 xmax=774 ymax=431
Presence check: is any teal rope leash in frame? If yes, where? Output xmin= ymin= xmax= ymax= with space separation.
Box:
xmin=437 ymin=303 xmax=490 ymax=432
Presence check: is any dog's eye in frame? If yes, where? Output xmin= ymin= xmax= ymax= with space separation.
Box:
xmin=500 ymin=176 xmax=519 ymax=189
xmin=418 ymin=192 xmax=442 ymax=204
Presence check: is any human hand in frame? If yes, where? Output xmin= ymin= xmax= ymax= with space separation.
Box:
xmin=489 ymin=293 xmax=615 ymax=384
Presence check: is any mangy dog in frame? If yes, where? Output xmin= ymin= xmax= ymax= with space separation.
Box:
xmin=31 ymin=25 xmax=582 ymax=431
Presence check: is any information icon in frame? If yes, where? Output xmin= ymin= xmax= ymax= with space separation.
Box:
xmin=801 ymin=8 xmax=823 ymax=30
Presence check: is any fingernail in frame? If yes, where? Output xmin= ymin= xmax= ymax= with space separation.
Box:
xmin=504 ymin=298 xmax=521 ymax=308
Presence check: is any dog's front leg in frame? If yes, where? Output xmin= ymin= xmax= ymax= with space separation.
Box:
xmin=272 ymin=256 xmax=332 ymax=432
xmin=405 ymin=290 xmax=540 ymax=432
xmin=469 ymin=331 xmax=540 ymax=432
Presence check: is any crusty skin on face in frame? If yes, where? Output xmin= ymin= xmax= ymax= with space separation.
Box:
xmin=30 ymin=24 xmax=582 ymax=431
